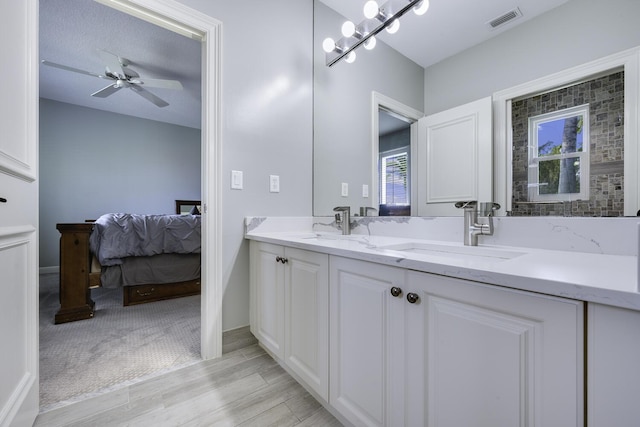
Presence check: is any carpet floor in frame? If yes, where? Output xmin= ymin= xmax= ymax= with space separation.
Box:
xmin=39 ymin=274 xmax=201 ymax=412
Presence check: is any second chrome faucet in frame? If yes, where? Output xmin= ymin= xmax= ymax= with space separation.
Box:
xmin=455 ymin=201 xmax=500 ymax=246
xmin=333 ymin=206 xmax=352 ymax=235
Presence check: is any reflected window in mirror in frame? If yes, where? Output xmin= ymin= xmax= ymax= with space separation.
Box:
xmin=528 ymin=105 xmax=590 ymax=202
xmin=378 ymin=109 xmax=412 ymax=216
xmin=511 ymin=71 xmax=624 ymax=216
xmin=380 ymin=147 xmax=409 ymax=205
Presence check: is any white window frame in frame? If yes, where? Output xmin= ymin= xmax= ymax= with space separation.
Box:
xmin=527 ymin=104 xmax=590 ymax=202
xmin=380 ymin=147 xmax=410 ymax=206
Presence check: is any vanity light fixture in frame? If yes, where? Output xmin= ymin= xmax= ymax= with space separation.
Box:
xmin=323 ymin=0 xmax=429 ymax=67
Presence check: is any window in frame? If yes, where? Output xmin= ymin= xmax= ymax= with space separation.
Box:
xmin=527 ymin=104 xmax=589 ymax=202
xmin=380 ymin=147 xmax=409 ymax=205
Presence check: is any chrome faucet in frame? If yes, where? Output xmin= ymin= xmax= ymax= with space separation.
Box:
xmin=454 ymin=201 xmax=500 ymax=246
xmin=333 ymin=206 xmax=352 ymax=235
xmin=359 ymin=206 xmax=377 ymax=217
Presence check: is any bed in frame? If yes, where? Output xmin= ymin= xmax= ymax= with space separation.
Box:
xmin=54 ymin=202 xmax=202 ymax=324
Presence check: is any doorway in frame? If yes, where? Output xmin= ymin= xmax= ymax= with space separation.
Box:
xmin=37 ymin=0 xmax=222 ymax=409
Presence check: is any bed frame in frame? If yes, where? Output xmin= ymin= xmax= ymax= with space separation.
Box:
xmin=55 ymin=222 xmax=201 ymax=324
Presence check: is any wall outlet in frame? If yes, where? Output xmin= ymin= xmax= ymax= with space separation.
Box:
xmin=231 ymin=170 xmax=243 ymax=190
xmin=270 ymin=175 xmax=280 ymax=193
xmin=341 ymin=182 xmax=348 ymax=197
xmin=362 ymin=184 xmax=369 ymax=198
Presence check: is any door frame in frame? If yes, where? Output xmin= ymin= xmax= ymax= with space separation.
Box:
xmin=370 ymin=92 xmax=423 ymax=214
xmin=52 ymin=0 xmax=223 ymax=359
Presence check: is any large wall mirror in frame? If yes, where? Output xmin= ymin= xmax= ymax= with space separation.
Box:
xmin=314 ymin=0 xmax=640 ymax=217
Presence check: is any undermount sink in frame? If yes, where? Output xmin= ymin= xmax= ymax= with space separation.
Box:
xmin=377 ymin=242 xmax=525 ymax=261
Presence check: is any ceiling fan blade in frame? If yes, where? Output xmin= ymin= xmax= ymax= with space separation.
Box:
xmin=136 ymin=78 xmax=183 ymax=90
xmin=98 ymin=49 xmax=126 ymax=78
xmin=91 ymin=84 xmax=121 ymax=98
xmin=129 ymin=84 xmax=169 ymax=108
xmin=41 ymin=60 xmax=104 ymax=79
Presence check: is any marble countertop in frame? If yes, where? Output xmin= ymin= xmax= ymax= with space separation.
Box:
xmin=245 ymin=230 xmax=640 ymax=311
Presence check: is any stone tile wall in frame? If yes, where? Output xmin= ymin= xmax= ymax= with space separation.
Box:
xmin=510 ymin=71 xmax=625 ymax=216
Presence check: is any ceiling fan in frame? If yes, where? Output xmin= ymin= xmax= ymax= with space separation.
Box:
xmin=41 ymin=49 xmax=183 ymax=108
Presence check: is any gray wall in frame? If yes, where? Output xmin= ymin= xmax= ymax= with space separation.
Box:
xmin=175 ymin=0 xmax=313 ymax=330
xmin=313 ymin=1 xmax=424 ymax=215
xmin=39 ymin=99 xmax=201 ymax=268
xmin=424 ymin=0 xmax=640 ymax=114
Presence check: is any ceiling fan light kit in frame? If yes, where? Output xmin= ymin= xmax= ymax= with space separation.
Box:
xmin=41 ymin=49 xmax=183 ymax=107
xmin=322 ymin=0 xmax=429 ymax=66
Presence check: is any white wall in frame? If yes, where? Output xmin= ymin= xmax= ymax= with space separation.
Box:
xmin=424 ymin=0 xmax=640 ymax=114
xmin=39 ymin=98 xmax=201 ymax=268
xmin=175 ymin=0 xmax=313 ymax=330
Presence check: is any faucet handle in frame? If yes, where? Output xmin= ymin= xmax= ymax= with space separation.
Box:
xmin=478 ymin=202 xmax=501 ymax=216
xmin=333 ymin=206 xmax=350 ymax=212
xmin=455 ymin=201 xmax=477 ymax=209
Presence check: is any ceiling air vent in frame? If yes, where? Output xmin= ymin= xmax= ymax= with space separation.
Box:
xmin=487 ymin=7 xmax=522 ymax=30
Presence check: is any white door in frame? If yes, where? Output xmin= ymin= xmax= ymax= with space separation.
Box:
xmin=416 ymin=97 xmax=493 ymax=216
xmin=329 ymin=257 xmax=405 ymax=427
xmin=0 ymin=1 xmax=39 ymax=426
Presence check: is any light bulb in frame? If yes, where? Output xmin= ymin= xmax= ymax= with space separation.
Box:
xmin=386 ymin=19 xmax=400 ymax=34
xmin=345 ymin=51 xmax=356 ymax=63
xmin=364 ymin=36 xmax=377 ymax=50
xmin=363 ymin=0 xmax=379 ymax=19
xmin=413 ymin=0 xmax=430 ymax=16
xmin=341 ymin=21 xmax=356 ymax=37
xmin=322 ymin=37 xmax=336 ymax=53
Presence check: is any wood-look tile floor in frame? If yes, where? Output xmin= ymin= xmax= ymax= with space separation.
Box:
xmin=34 ymin=327 xmax=343 ymax=427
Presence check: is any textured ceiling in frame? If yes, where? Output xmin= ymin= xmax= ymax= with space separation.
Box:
xmin=39 ymin=0 xmax=202 ymax=129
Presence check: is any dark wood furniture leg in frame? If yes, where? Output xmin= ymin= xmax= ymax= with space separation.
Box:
xmin=55 ymin=223 xmax=95 ymax=324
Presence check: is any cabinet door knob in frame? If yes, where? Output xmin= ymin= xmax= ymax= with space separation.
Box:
xmin=275 ymin=256 xmax=288 ymax=264
xmin=390 ymin=287 xmax=402 ymax=297
xmin=406 ymin=293 xmax=419 ymax=304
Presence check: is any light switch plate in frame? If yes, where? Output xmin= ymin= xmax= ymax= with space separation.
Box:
xmin=341 ymin=182 xmax=348 ymax=197
xmin=270 ymin=175 xmax=280 ymax=193
xmin=231 ymin=170 xmax=243 ymax=190
xmin=362 ymin=184 xmax=369 ymax=198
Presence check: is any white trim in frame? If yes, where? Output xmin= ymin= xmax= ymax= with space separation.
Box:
xmin=97 ymin=0 xmax=224 ymax=359
xmin=494 ymin=46 xmax=640 ymax=215
xmin=371 ymin=92 xmax=423 ymax=213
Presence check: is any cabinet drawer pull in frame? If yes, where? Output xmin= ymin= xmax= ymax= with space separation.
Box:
xmin=406 ymin=293 xmax=419 ymax=304
xmin=390 ymin=287 xmax=402 ymax=297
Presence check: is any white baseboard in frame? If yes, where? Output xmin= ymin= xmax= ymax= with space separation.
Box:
xmin=40 ymin=266 xmax=59 ymax=275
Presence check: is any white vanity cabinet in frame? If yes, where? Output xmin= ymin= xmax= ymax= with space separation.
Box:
xmin=405 ymin=271 xmax=584 ymax=427
xmin=249 ymin=241 xmax=329 ymax=401
xmin=329 ymin=258 xmax=584 ymax=426
xmin=250 ymin=241 xmax=585 ymax=426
